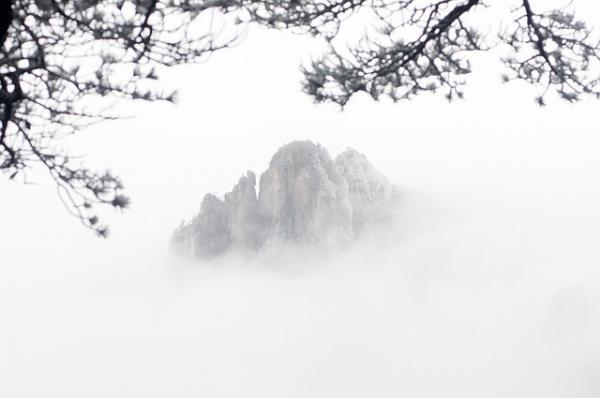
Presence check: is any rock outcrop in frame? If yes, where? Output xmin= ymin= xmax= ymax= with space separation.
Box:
xmin=258 ymin=141 xmax=354 ymax=246
xmin=335 ymin=148 xmax=394 ymax=232
xmin=171 ymin=141 xmax=396 ymax=258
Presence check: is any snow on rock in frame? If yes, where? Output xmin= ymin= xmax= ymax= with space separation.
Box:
xmin=335 ymin=148 xmax=394 ymax=232
xmin=171 ymin=141 xmax=397 ymax=258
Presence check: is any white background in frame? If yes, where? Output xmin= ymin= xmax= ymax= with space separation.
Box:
xmin=2 ymin=2 xmax=600 ymax=397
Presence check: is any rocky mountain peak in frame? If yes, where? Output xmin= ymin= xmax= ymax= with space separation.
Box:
xmin=171 ymin=141 xmax=396 ymax=258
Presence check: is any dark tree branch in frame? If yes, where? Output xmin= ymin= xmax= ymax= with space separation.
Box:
xmin=302 ymin=0 xmax=484 ymax=105
xmin=0 ymin=0 xmax=11 ymax=49
xmin=0 ymin=0 xmax=241 ymax=236
xmin=501 ymin=0 xmax=600 ymax=105
xmin=2 ymin=0 xmax=600 ymax=237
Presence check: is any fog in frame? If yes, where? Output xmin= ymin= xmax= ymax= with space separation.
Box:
xmin=3 ymin=14 xmax=600 ymax=397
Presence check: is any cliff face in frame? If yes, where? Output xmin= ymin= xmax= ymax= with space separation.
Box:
xmin=171 ymin=193 xmax=231 ymax=258
xmin=171 ymin=141 xmax=396 ymax=258
xmin=335 ymin=148 xmax=394 ymax=232
xmin=257 ymin=141 xmax=353 ymax=246
xmin=224 ymin=171 xmax=267 ymax=251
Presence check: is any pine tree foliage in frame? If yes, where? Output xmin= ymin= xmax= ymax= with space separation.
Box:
xmin=1 ymin=0 xmax=599 ymax=235
xmin=0 ymin=0 xmax=237 ymax=235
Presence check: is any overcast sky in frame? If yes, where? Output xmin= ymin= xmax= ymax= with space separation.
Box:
xmin=2 ymin=2 xmax=600 ymax=397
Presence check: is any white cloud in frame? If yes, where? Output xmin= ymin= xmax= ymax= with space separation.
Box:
xmin=3 ymin=7 xmax=600 ymax=396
